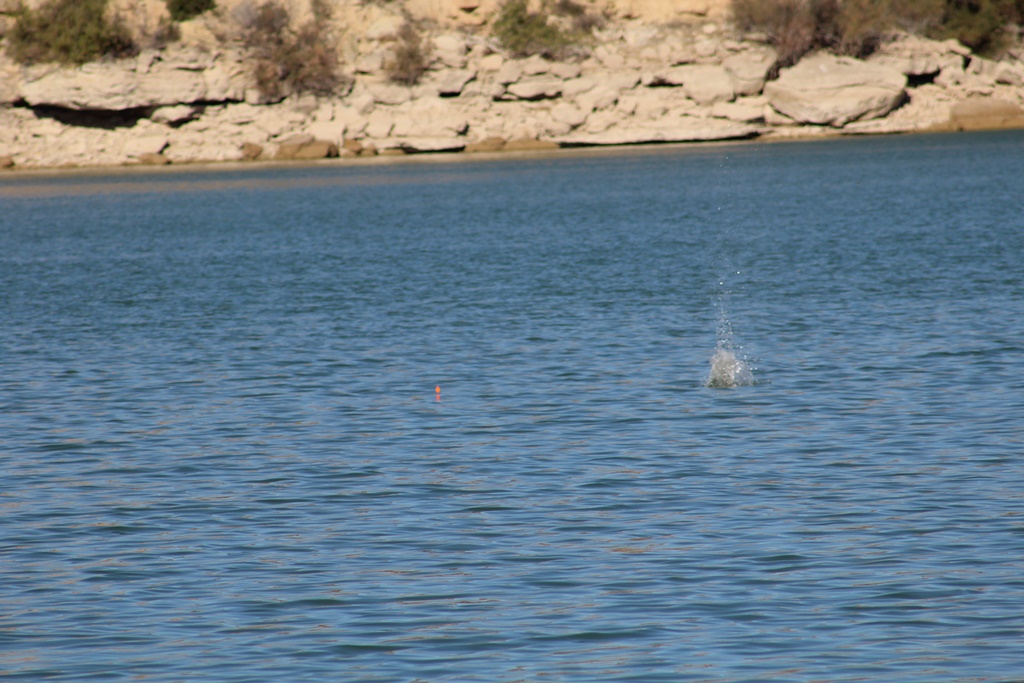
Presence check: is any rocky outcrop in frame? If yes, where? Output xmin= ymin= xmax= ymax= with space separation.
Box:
xmin=17 ymin=48 xmax=249 ymax=110
xmin=764 ymin=53 xmax=908 ymax=127
xmin=1 ymin=7 xmax=1023 ymax=171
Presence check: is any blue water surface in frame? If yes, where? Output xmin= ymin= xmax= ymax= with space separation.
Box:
xmin=2 ymin=132 xmax=1023 ymax=682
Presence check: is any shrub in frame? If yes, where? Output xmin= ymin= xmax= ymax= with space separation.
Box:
xmin=385 ymin=23 xmax=428 ymax=85
xmin=492 ymin=0 xmax=597 ymax=59
xmin=732 ymin=0 xmax=1024 ymax=65
xmin=936 ymin=0 xmax=1023 ymax=53
xmin=239 ymin=0 xmax=341 ymax=100
xmin=6 ymin=0 xmax=137 ymax=66
xmin=166 ymin=0 xmax=216 ymax=22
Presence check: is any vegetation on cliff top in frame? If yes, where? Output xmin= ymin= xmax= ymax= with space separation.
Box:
xmin=493 ymin=0 xmax=604 ymax=59
xmin=732 ymin=0 xmax=1024 ymax=72
xmin=6 ymin=0 xmax=137 ymax=66
xmin=238 ymin=0 xmax=343 ymax=100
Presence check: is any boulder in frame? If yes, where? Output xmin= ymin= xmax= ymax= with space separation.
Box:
xmin=506 ymin=76 xmax=563 ymax=100
xmin=867 ymin=34 xmax=964 ymax=77
xmin=649 ymin=64 xmax=735 ymax=104
xmin=150 ymin=105 xmax=201 ymax=125
xmin=722 ymin=47 xmax=776 ymax=96
xmin=435 ymin=69 xmax=477 ymax=96
xmin=764 ymin=52 xmax=907 ymax=126
xmin=280 ymin=139 xmax=339 ymax=160
xmin=241 ymin=142 xmax=264 ymax=160
xmin=0 ymin=155 xmax=14 ymax=169
xmin=136 ymin=152 xmax=171 ymax=165
xmin=949 ymin=98 xmax=1024 ymax=130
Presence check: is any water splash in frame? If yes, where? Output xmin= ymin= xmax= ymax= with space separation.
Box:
xmin=706 ymin=298 xmax=754 ymax=389
xmin=707 ymin=344 xmax=753 ymax=388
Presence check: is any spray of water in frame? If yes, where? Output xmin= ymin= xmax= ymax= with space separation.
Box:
xmin=706 ymin=296 xmax=754 ymax=389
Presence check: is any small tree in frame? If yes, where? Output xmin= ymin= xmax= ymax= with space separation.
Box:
xmin=6 ymin=0 xmax=136 ymax=66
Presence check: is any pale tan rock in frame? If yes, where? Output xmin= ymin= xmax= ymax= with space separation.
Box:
xmin=764 ymin=53 xmax=907 ymax=126
xmin=722 ymin=47 xmax=776 ymax=96
xmin=464 ymin=136 xmax=506 ymax=152
xmin=711 ymin=97 xmax=765 ymax=122
xmin=136 ymin=152 xmax=171 ymax=165
xmin=20 ymin=59 xmax=209 ymax=110
xmin=241 ymin=142 xmax=263 ymax=160
xmin=386 ymin=136 xmax=466 ymax=152
xmin=577 ymin=85 xmax=621 ymax=112
xmin=503 ymin=138 xmax=559 ymax=151
xmin=0 ymin=53 xmax=21 ymax=105
xmin=507 ymin=76 xmax=563 ymax=100
xmin=365 ymin=82 xmax=413 ymax=105
xmin=479 ymin=54 xmax=504 ymax=72
xmin=0 ymin=155 xmax=15 ymax=169
xmin=123 ymin=130 xmax=169 ymax=157
xmin=557 ymin=115 xmax=755 ymax=145
xmin=151 ymin=105 xmax=201 ymax=125
xmin=433 ymin=34 xmax=469 ymax=68
xmin=365 ymin=116 xmax=395 ymax=139
xmin=995 ymin=61 xmax=1024 ymax=87
xmin=435 ymin=69 xmax=477 ymax=96
xmin=551 ymin=102 xmax=588 ymax=128
xmin=650 ymin=64 xmax=734 ymax=104
xmin=562 ymin=75 xmax=601 ymax=98
xmin=303 ymin=120 xmax=346 ymax=144
xmin=495 ymin=61 xmax=524 ymax=85
xmin=276 ymin=137 xmax=339 ymax=160
xmin=867 ymin=34 xmax=963 ymax=77
xmin=950 ymin=97 xmax=1024 ymax=130
xmin=550 ymin=63 xmax=582 ymax=80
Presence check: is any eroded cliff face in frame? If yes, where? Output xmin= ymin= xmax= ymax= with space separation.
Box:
xmin=1 ymin=0 xmax=1023 ymax=170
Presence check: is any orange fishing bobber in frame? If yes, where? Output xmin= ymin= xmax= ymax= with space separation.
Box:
xmin=435 ymin=385 xmax=441 ymax=395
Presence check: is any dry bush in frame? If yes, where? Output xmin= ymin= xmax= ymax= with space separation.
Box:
xmin=384 ymin=22 xmax=428 ymax=85
xmin=734 ymin=0 xmax=1024 ymax=64
xmin=238 ymin=0 xmax=341 ymax=100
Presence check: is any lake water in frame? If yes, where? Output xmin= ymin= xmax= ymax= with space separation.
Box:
xmin=2 ymin=132 xmax=1023 ymax=682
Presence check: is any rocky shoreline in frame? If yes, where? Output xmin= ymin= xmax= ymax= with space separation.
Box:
xmin=3 ymin=10 xmax=1024 ymax=172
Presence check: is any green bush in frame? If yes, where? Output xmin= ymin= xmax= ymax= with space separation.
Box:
xmin=492 ymin=0 xmax=597 ymax=59
xmin=166 ymin=0 xmax=216 ymax=22
xmin=6 ymin=0 xmax=137 ymax=66
xmin=241 ymin=0 xmax=341 ymax=100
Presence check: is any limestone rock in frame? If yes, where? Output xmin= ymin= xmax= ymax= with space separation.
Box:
xmin=241 ymin=142 xmax=264 ymax=160
xmin=867 ymin=34 xmax=964 ymax=77
xmin=557 ymin=115 xmax=756 ymax=145
xmin=464 ymin=136 xmax=506 ymax=152
xmin=151 ymin=105 xmax=201 ymax=125
xmin=711 ymin=96 xmax=765 ymax=122
xmin=0 ymin=155 xmax=14 ymax=169
xmin=764 ymin=53 xmax=907 ymax=126
xmin=276 ymin=137 xmax=340 ymax=160
xmin=950 ymin=98 xmax=1024 ymax=130
xmin=649 ymin=64 xmax=735 ymax=104
xmin=722 ymin=47 xmax=776 ymax=96
xmin=385 ymin=137 xmax=467 ymax=153
xmin=20 ymin=58 xmax=210 ymax=110
xmin=136 ymin=152 xmax=171 ymax=165
xmin=435 ymin=69 xmax=477 ymax=96
xmin=506 ymin=76 xmax=563 ymax=100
